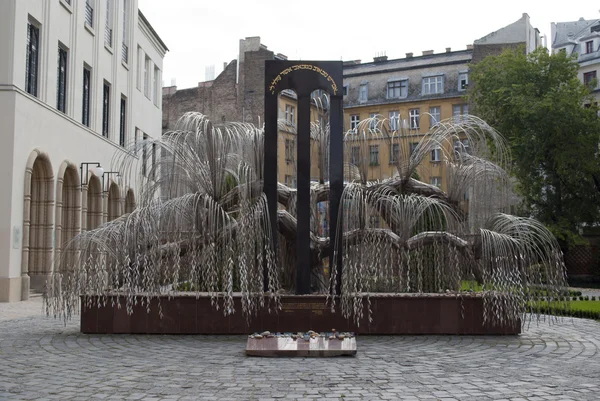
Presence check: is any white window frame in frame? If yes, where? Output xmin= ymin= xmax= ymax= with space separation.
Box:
xmin=350 ymin=114 xmax=360 ymax=132
xmin=431 ymin=146 xmax=441 ymax=162
xmin=285 ymin=104 xmax=295 ymax=126
xmin=389 ymin=111 xmax=399 ymax=131
xmin=144 ymin=56 xmax=151 ymax=98
xmin=389 ymin=143 xmax=399 ymax=164
xmin=369 ymin=113 xmax=378 ymax=130
xmin=343 ymin=84 xmax=349 ymax=96
xmin=452 ymin=104 xmax=469 ymax=123
xmin=422 ymin=75 xmax=444 ymax=95
xmin=153 ymin=66 xmax=160 ymax=106
xmin=359 ymin=83 xmax=368 ymax=102
xmin=369 ymin=145 xmax=379 ymax=166
xmin=387 ymin=79 xmax=408 ymax=99
xmin=429 ymin=106 xmax=441 ymax=127
xmin=430 ymin=177 xmax=442 ymax=188
xmin=458 ymin=72 xmax=468 ymax=91
xmin=409 ymin=109 xmax=420 ymax=130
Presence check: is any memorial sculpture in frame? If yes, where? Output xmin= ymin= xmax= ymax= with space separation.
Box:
xmin=44 ymin=61 xmax=568 ymax=334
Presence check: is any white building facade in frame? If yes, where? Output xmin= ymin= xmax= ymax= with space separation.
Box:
xmin=0 ymin=0 xmax=168 ymax=302
xmin=552 ymin=18 xmax=600 ymax=102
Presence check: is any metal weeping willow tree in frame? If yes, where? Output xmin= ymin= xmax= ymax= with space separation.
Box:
xmin=45 ymin=67 xmax=568 ymax=330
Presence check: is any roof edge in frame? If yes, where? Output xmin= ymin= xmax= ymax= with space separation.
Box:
xmin=138 ymin=10 xmax=169 ymax=52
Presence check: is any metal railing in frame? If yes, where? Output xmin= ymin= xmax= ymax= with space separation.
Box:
xmin=85 ymin=3 xmax=94 ymax=27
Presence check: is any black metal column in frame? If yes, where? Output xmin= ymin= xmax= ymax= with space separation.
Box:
xmin=296 ymin=95 xmax=312 ymax=295
xmin=329 ymin=96 xmax=344 ymax=295
xmin=264 ymin=92 xmax=279 ymax=292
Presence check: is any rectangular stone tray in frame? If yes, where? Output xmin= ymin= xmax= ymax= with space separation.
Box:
xmin=246 ymin=337 xmax=357 ymax=357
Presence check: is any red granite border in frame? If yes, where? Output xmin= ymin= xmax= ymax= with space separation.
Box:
xmin=80 ymin=294 xmax=521 ymax=335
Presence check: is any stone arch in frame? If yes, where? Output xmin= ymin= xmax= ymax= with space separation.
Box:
xmin=125 ymin=188 xmax=136 ymax=213
xmin=55 ymin=161 xmax=81 ymax=271
xmin=107 ymin=181 xmax=121 ymax=221
xmin=86 ymin=175 xmax=102 ymax=230
xmin=22 ymin=149 xmax=55 ymax=292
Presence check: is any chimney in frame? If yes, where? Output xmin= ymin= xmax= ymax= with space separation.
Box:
xmin=422 ymin=50 xmax=434 ymax=56
xmin=406 ymin=52 xmax=413 ymax=58
xmin=223 ymin=62 xmax=227 ymax=70
xmin=446 ymin=47 xmax=451 ymax=53
xmin=466 ymin=44 xmax=474 ymax=50
xmin=373 ymin=51 xmax=388 ymax=63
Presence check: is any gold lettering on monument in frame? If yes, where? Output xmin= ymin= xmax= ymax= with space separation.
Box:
xmin=269 ymin=64 xmax=338 ymax=95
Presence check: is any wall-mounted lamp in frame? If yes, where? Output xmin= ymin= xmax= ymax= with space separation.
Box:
xmin=102 ymin=171 xmax=121 ymax=193
xmin=80 ymin=162 xmax=104 ymax=191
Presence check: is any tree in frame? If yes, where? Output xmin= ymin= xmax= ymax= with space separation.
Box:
xmin=468 ymin=46 xmax=600 ymax=247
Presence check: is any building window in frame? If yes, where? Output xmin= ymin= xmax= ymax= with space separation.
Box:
xmin=429 ymin=106 xmax=441 ymax=127
xmin=586 ymin=40 xmax=594 ymax=54
xmin=584 ymin=71 xmax=597 ymax=88
xmin=119 ymin=96 xmax=126 ymax=147
xmin=285 ymin=105 xmax=295 ymax=126
xmin=151 ymin=142 xmax=156 ymax=180
xmin=389 ymin=111 xmax=399 ymax=131
xmin=359 ymin=83 xmax=368 ymax=102
xmin=369 ymin=113 xmax=378 ymax=130
xmin=431 ymin=146 xmax=441 ymax=162
xmin=144 ymin=56 xmax=151 ymax=98
xmin=136 ymin=46 xmax=142 ymax=89
xmin=454 ymin=139 xmax=471 ymax=155
xmin=369 ymin=145 xmax=379 ymax=166
xmin=351 ymin=146 xmax=360 ymax=165
xmin=142 ymin=133 xmax=148 ymax=176
xmin=350 ymin=114 xmax=360 ymax=131
xmin=409 ymin=108 xmax=420 ymax=129
xmin=284 ymin=175 xmax=296 ymax=188
xmin=57 ymin=45 xmax=68 ymax=113
xmin=285 ymin=138 xmax=295 ymax=162
xmin=387 ymin=79 xmax=408 ymax=99
xmin=121 ymin=0 xmax=129 ymax=63
xmin=458 ymin=72 xmax=468 ymax=91
xmin=422 ymin=75 xmax=444 ymax=95
xmin=82 ymin=66 xmax=91 ymax=126
xmin=343 ymin=85 xmax=348 ymax=96
xmin=409 ymin=142 xmax=418 ymax=156
xmin=104 ymin=0 xmax=112 ymax=47
xmin=25 ymin=21 xmax=40 ymax=97
xmin=430 ymin=177 xmax=442 ymax=188
xmin=389 ymin=143 xmax=399 ymax=164
xmin=102 ymin=82 xmax=110 ymax=137
xmin=153 ymin=66 xmax=160 ymax=105
xmin=85 ymin=0 xmax=94 ymax=27
xmin=452 ymin=104 xmax=469 ymax=122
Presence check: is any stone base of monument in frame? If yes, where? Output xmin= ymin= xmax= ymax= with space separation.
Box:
xmin=80 ymin=293 xmax=521 ymax=335
xmin=246 ymin=336 xmax=357 ymax=357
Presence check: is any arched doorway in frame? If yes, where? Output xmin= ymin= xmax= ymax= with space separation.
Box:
xmin=107 ymin=182 xmax=121 ymax=221
xmin=22 ymin=151 xmax=55 ymax=292
xmin=55 ymin=163 xmax=81 ymax=271
xmin=125 ymin=189 xmax=135 ymax=213
xmin=86 ymin=175 xmax=102 ymax=230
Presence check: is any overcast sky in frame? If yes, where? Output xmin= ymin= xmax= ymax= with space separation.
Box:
xmin=138 ymin=0 xmax=600 ymax=90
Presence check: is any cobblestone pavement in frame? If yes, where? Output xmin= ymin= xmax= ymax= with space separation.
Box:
xmin=1 ymin=298 xmax=600 ymax=401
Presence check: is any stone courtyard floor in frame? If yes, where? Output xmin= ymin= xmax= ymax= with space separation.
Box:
xmin=1 ymin=297 xmax=600 ymax=401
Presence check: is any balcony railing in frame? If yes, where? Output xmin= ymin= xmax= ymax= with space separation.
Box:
xmin=85 ymin=3 xmax=94 ymax=27
xmin=104 ymin=27 xmax=112 ymax=47
xmin=122 ymin=43 xmax=128 ymax=64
